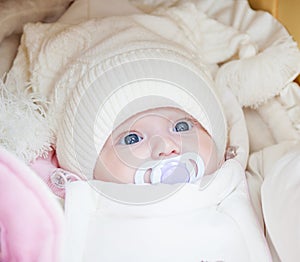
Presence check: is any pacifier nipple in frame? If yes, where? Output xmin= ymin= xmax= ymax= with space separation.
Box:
xmin=160 ymin=161 xmax=189 ymax=184
xmin=134 ymin=152 xmax=205 ymax=185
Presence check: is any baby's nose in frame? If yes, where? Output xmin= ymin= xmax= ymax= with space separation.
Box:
xmin=149 ymin=135 xmax=180 ymax=159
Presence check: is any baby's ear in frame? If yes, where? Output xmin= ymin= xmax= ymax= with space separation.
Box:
xmin=225 ymin=146 xmax=238 ymax=161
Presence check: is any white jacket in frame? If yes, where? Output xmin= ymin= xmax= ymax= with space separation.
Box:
xmin=64 ymin=159 xmax=271 ymax=262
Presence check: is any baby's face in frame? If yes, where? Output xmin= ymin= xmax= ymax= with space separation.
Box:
xmin=94 ymin=107 xmax=219 ymax=183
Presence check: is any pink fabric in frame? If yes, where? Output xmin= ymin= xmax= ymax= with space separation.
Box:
xmin=30 ymin=150 xmax=66 ymax=198
xmin=0 ymin=147 xmax=64 ymax=262
xmin=30 ymin=150 xmax=83 ymax=199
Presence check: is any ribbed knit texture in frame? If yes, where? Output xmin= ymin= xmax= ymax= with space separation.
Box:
xmin=56 ymin=49 xmax=227 ymax=179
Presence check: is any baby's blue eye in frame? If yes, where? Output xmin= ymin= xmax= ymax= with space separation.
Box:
xmin=120 ymin=133 xmax=143 ymax=145
xmin=173 ymin=120 xmax=192 ymax=132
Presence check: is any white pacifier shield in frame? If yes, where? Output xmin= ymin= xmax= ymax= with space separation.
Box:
xmin=134 ymin=152 xmax=205 ymax=184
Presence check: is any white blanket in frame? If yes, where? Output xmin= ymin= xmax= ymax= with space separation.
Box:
xmin=64 ymin=159 xmax=271 ymax=262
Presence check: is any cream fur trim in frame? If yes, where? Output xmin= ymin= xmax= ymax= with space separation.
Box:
xmin=0 ymin=77 xmax=52 ymax=162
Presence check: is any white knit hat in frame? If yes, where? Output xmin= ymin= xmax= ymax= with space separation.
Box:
xmin=56 ymin=48 xmax=227 ymax=180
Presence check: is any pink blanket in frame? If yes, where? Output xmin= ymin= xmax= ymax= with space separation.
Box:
xmin=0 ymin=147 xmax=64 ymax=262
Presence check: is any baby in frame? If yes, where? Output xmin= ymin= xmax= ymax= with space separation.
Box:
xmin=1 ymin=1 xmax=272 ymax=259
xmin=95 ymin=106 xmax=220 ymax=184
xmin=55 ymin=53 xmax=228 ymax=187
xmin=0 ymin=18 xmax=272 ymax=262
xmin=52 ymin=46 xmax=270 ymax=261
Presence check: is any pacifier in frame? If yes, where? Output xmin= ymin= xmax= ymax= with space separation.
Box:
xmin=134 ymin=152 xmax=205 ymax=184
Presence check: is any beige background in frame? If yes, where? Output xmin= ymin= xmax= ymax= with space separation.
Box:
xmin=249 ymin=0 xmax=300 ymax=46
xmin=249 ymin=0 xmax=300 ymax=81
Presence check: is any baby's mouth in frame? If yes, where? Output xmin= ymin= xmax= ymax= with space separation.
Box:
xmin=142 ymin=160 xmax=190 ymax=184
xmin=159 ymin=160 xmax=190 ymax=184
xmin=134 ymin=153 xmax=204 ymax=185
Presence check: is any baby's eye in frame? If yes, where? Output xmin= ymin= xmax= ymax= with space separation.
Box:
xmin=173 ymin=120 xmax=193 ymax=132
xmin=120 ymin=133 xmax=143 ymax=145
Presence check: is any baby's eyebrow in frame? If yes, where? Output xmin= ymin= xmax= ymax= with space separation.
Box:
xmin=185 ymin=116 xmax=206 ymax=130
xmin=180 ymin=114 xmax=197 ymax=122
xmin=112 ymin=128 xmax=139 ymax=139
xmin=112 ymin=122 xmax=133 ymax=136
xmin=190 ymin=117 xmax=200 ymax=124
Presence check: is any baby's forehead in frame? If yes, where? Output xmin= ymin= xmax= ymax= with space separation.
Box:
xmin=113 ymin=107 xmax=193 ymax=132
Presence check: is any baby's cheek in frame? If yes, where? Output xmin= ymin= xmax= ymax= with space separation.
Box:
xmin=203 ymin=143 xmax=219 ymax=175
xmin=94 ymin=157 xmax=136 ymax=183
xmin=180 ymin=133 xmax=201 ymax=153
